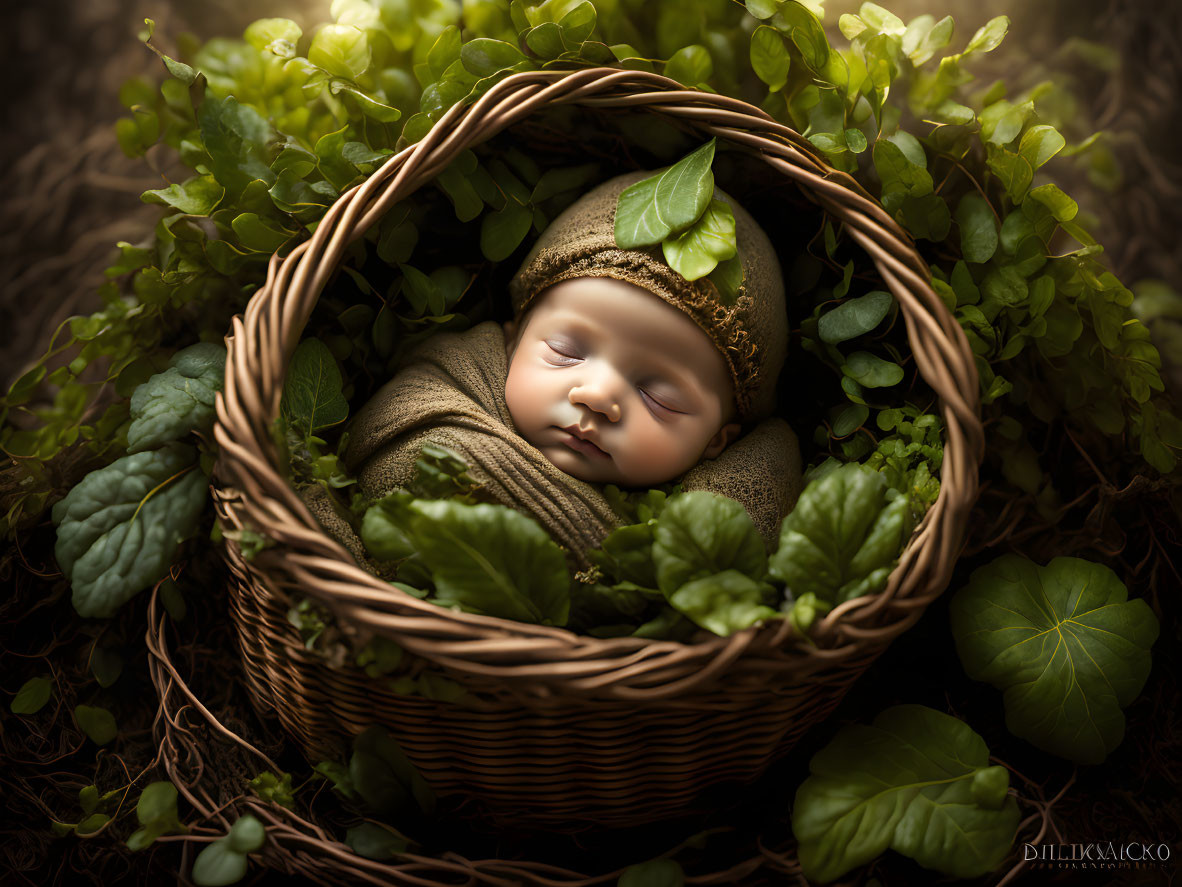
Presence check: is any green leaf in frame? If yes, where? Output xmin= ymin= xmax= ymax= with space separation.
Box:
xmin=191 ymin=839 xmax=248 ymax=887
xmin=530 ymin=163 xmax=600 ymax=203
xmin=480 ymin=202 xmax=533 ymax=261
xmin=74 ymin=704 xmax=118 ymax=745
xmin=525 ymin=23 xmax=567 ymax=59
xmin=349 ymin=726 xmax=436 ymax=817
xmin=818 ymin=291 xmax=893 ymax=343
xmin=1028 ymin=183 xmax=1078 ymax=222
xmin=830 ymin=402 xmax=870 ymax=437
xmin=370 ymin=495 xmax=571 ymax=625
xmin=557 ymin=0 xmax=597 ymax=44
xmin=346 ymin=823 xmax=408 ymax=860
xmin=905 ymin=14 xmax=953 ymax=66
xmin=281 ymin=339 xmax=349 ymax=434
xmin=769 ymin=463 xmax=912 ymax=604
xmin=950 ymin=555 xmax=1160 ymax=764
xmin=76 ymin=813 xmax=111 ymax=835
xmin=127 ymin=343 xmax=227 ymax=453
xmin=653 ymin=138 xmax=716 ymax=233
xmin=52 ymin=442 xmax=208 ymax=618
xmin=461 ymin=38 xmax=527 ymax=76
xmin=998 ymin=210 xmax=1035 ymax=254
xmin=955 ymin=194 xmax=998 ymax=263
xmin=707 ymin=253 xmax=744 ymax=305
xmin=668 ymin=570 xmax=778 ymax=637
xmin=750 ymin=26 xmax=790 ymax=91
xmin=90 ymin=646 xmax=124 ymax=688
xmin=843 ymin=351 xmax=904 ymax=388
xmin=231 ymin=212 xmax=294 ymax=253
xmin=793 ymin=704 xmax=1020 ymax=882
xmin=244 ymin=18 xmax=302 ymax=57
xmin=898 ymin=192 xmax=951 ymax=241
xmin=11 ymin=676 xmax=52 ymax=714
xmin=309 ymin=24 xmax=371 ymax=79
xmin=774 ymin=1 xmax=830 ymax=70
xmin=227 ymin=815 xmax=265 ymax=854
xmin=661 ymin=198 xmax=736 ymax=281
xmin=142 ymin=175 xmax=224 ymax=216
xmin=1018 ymin=124 xmax=1066 ymax=170
xmin=985 ymin=145 xmax=1033 ymax=204
xmin=964 ymin=16 xmax=1009 ymax=54
xmin=652 ymin=491 xmax=767 ymax=595
xmin=614 ymin=176 xmax=671 ymax=248
xmin=618 ymin=857 xmax=685 ymax=887
xmin=664 ymin=45 xmax=713 ymax=86
xmin=427 ymin=25 xmax=461 ymax=80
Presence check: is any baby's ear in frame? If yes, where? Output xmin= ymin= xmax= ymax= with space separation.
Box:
xmin=703 ymin=421 xmax=741 ymax=459
xmin=503 ymin=319 xmax=518 ymax=358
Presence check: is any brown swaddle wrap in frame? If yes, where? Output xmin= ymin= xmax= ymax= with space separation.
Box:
xmin=302 ymin=321 xmax=802 ymax=576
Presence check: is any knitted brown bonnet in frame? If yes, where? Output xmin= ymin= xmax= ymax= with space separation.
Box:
xmin=508 ymin=170 xmax=788 ymax=422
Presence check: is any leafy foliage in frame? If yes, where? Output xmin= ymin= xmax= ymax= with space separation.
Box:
xmin=950 ymin=555 xmax=1160 ymax=764
xmin=52 ymin=442 xmax=207 ymax=618
xmin=792 ymin=704 xmax=1020 ymax=882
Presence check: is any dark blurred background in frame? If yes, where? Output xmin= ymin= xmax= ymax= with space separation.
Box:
xmin=1 ymin=0 xmax=1179 ymax=388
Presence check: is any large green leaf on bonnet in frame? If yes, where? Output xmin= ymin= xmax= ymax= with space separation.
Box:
xmin=127 ymin=342 xmax=227 ymax=453
xmin=52 ymin=442 xmax=208 ymax=618
xmin=661 ymin=198 xmax=737 ymax=281
xmin=793 ymin=704 xmax=1020 ymax=882
xmin=950 ymin=555 xmax=1160 ymax=764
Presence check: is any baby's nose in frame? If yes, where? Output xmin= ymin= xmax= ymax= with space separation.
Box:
xmin=569 ymin=379 xmax=622 ymax=422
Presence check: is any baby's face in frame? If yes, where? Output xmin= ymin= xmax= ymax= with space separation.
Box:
xmin=504 ymin=277 xmax=740 ymax=487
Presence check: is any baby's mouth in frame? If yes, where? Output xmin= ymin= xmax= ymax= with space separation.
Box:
xmin=556 ymin=426 xmax=610 ymax=459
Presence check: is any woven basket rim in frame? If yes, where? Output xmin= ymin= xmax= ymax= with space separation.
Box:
xmin=211 ymin=66 xmax=984 ymax=698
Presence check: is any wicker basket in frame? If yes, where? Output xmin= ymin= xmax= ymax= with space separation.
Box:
xmin=211 ymin=67 xmax=984 ymax=830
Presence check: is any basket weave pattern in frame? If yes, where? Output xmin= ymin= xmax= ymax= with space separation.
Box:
xmin=212 ymin=67 xmax=984 ymax=827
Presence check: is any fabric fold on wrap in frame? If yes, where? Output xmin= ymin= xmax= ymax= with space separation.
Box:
xmin=304 ymin=321 xmax=803 ymax=575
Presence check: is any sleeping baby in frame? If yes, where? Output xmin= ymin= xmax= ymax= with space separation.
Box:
xmin=313 ymin=170 xmax=802 ymax=573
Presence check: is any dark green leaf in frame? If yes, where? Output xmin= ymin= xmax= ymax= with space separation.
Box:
xmin=652 ymin=491 xmax=767 ymax=595
xmin=843 ymin=351 xmax=904 ymax=387
xmin=818 ymin=291 xmax=893 ymax=343
xmin=427 ymin=25 xmax=461 ymax=80
xmin=461 ymin=38 xmax=527 ymax=77
xmin=191 ymin=839 xmax=248 ymax=887
xmin=349 ymin=726 xmax=436 ymax=817
xmin=793 ymin=704 xmax=1020 ymax=882
xmin=951 ymin=555 xmax=1160 ymax=764
xmin=281 ymin=339 xmax=349 ymax=434
xmin=346 ymin=823 xmax=408 ymax=860
xmin=53 ymin=443 xmax=207 ymax=618
xmin=480 ymin=202 xmax=533 ymax=261
xmin=11 ymin=676 xmax=52 ymax=714
xmin=90 ymin=646 xmax=124 ymax=688
xmin=664 ymin=45 xmax=713 ymax=85
xmin=1018 ymin=124 xmax=1065 ymax=170
xmin=75 ymin=704 xmax=118 ymax=745
xmin=227 ymin=815 xmax=265 ymax=854
xmin=127 ymin=342 xmax=226 ymax=453
xmin=769 ymin=463 xmax=911 ymax=604
xmin=1028 ymin=183 xmax=1077 ymax=221
xmin=955 ymin=194 xmax=998 ymax=263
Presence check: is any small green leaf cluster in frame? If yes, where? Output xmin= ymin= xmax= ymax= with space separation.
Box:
xmin=792 ymin=704 xmax=1020 ymax=882
xmin=49 ymin=782 xmax=127 ymax=838
xmin=613 ymin=139 xmax=744 ymax=301
xmin=191 ymin=815 xmax=266 ymax=886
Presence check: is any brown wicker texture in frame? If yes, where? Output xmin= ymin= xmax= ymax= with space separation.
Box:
xmin=211 ymin=67 xmax=984 ymax=829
